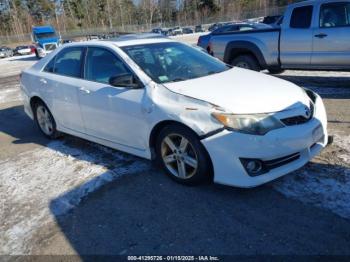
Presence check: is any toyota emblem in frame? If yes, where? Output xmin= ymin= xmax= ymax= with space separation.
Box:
xmin=305 ymin=106 xmax=311 ymax=118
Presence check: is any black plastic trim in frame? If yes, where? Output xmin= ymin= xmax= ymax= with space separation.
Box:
xmin=199 ymin=128 xmax=225 ymax=140
xmin=223 ymin=41 xmax=268 ymax=69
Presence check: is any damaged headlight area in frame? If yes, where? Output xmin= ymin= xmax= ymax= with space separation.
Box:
xmin=212 ymin=113 xmax=284 ymax=135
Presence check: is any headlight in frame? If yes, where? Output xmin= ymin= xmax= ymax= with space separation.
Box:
xmin=302 ymin=87 xmax=317 ymax=103
xmin=212 ymin=113 xmax=284 ymax=135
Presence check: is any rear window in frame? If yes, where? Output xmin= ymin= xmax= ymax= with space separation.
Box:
xmin=290 ymin=5 xmax=313 ymax=28
xmin=44 ymin=47 xmax=84 ymax=78
xmin=320 ymin=2 xmax=350 ymax=28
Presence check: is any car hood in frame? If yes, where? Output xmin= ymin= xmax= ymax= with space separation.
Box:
xmin=163 ymin=67 xmax=310 ymax=114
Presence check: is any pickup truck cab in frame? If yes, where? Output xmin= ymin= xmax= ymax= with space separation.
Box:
xmin=208 ymin=0 xmax=350 ymax=73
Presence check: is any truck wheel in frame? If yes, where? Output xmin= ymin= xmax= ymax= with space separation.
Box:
xmin=268 ymin=68 xmax=285 ymax=74
xmin=35 ymin=50 xmax=40 ymax=59
xmin=231 ymin=55 xmax=260 ymax=71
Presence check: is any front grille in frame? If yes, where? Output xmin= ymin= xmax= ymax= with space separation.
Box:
xmin=281 ymin=116 xmax=309 ymax=126
xmin=44 ymin=44 xmax=57 ymax=51
xmin=263 ymin=152 xmax=300 ymax=170
xmin=280 ymin=103 xmax=314 ymax=126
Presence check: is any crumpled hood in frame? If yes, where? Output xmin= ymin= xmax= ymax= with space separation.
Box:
xmin=163 ymin=67 xmax=310 ymax=114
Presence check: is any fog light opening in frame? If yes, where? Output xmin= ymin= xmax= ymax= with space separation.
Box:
xmin=240 ymin=158 xmax=265 ymax=176
xmin=246 ymin=160 xmax=263 ymax=174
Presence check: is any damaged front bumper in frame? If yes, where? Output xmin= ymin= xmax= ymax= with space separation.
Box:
xmin=201 ymin=93 xmax=328 ymax=188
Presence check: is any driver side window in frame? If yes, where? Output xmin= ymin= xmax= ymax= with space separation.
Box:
xmin=84 ymin=47 xmax=131 ymax=85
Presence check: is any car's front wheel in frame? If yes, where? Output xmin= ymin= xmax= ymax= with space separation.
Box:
xmin=156 ymin=124 xmax=212 ymax=185
xmin=34 ymin=102 xmax=59 ymax=139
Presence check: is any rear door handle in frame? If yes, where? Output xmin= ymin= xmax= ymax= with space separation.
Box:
xmin=314 ymin=33 xmax=328 ymax=38
xmin=39 ymin=78 xmax=47 ymax=84
xmin=79 ymin=87 xmax=91 ymax=94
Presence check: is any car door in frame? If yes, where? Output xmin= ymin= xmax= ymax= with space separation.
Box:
xmin=311 ymin=1 xmax=350 ymax=69
xmin=78 ymin=46 xmax=147 ymax=150
xmin=280 ymin=5 xmax=314 ymax=67
xmin=41 ymin=46 xmax=86 ymax=132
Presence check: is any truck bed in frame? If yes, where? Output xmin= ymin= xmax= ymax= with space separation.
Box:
xmin=209 ymin=28 xmax=281 ymax=68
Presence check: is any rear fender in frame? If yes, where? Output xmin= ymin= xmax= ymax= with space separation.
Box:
xmin=223 ymin=41 xmax=267 ymax=69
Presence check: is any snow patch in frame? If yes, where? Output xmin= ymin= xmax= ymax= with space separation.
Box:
xmin=0 ymin=85 xmax=22 ymax=104
xmin=0 ymin=140 xmax=150 ymax=254
xmin=334 ymin=134 xmax=350 ymax=164
xmin=273 ymin=134 xmax=350 ymax=219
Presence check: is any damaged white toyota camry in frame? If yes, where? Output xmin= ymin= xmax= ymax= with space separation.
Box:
xmin=20 ymin=38 xmax=328 ymax=187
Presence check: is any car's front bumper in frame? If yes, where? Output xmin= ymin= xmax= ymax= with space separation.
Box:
xmin=202 ymin=93 xmax=328 ymax=188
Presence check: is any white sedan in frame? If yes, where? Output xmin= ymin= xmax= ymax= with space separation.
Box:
xmin=20 ymin=38 xmax=328 ymax=187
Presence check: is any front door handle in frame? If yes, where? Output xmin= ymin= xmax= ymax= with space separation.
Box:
xmin=39 ymin=78 xmax=47 ymax=84
xmin=79 ymin=87 xmax=91 ymax=94
xmin=314 ymin=33 xmax=328 ymax=38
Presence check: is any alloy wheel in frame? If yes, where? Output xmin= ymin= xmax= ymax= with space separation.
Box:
xmin=36 ymin=105 xmax=54 ymax=136
xmin=161 ymin=134 xmax=198 ymax=179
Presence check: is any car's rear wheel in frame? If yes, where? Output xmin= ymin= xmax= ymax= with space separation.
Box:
xmin=156 ymin=124 xmax=211 ymax=185
xmin=34 ymin=102 xmax=59 ymax=139
xmin=231 ymin=54 xmax=260 ymax=71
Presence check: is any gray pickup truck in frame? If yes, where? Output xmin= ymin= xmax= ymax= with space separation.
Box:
xmin=208 ymin=0 xmax=350 ymax=73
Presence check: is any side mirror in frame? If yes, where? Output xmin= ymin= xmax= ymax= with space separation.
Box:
xmin=109 ymin=73 xmax=143 ymax=89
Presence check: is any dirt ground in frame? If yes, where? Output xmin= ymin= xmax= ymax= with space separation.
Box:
xmin=0 ymin=36 xmax=350 ymax=257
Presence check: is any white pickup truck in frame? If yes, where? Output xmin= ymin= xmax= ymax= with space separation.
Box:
xmin=208 ymin=0 xmax=350 ymax=73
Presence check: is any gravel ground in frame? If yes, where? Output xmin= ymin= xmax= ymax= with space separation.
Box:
xmin=0 ymin=36 xmax=350 ymax=256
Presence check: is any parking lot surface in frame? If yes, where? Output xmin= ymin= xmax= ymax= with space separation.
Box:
xmin=0 ymin=37 xmax=350 ymax=255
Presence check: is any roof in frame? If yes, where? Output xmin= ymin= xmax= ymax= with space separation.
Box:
xmin=72 ymin=37 xmax=173 ymax=47
xmin=56 ymin=37 xmax=176 ymax=53
xmin=113 ymin=37 xmax=174 ymax=47
xmin=32 ymin=26 xmax=55 ymax=34
xmin=286 ymin=0 xmax=332 ymax=8
xmin=110 ymin=33 xmax=167 ymax=42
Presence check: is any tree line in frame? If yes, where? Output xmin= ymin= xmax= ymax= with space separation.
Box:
xmin=0 ymin=0 xmax=297 ymax=37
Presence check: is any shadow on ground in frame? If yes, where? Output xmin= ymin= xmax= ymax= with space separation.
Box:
xmin=274 ymin=74 xmax=350 ymax=99
xmin=47 ymin=162 xmax=350 ymax=255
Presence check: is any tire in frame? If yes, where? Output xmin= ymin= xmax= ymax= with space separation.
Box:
xmin=155 ymin=124 xmax=212 ymax=185
xmin=268 ymin=68 xmax=285 ymax=74
xmin=231 ymin=54 xmax=260 ymax=71
xmin=33 ymin=101 xmax=60 ymax=139
xmin=35 ymin=50 xmax=40 ymax=59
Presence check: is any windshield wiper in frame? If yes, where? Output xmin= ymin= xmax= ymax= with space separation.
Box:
xmin=168 ymin=78 xmax=186 ymax=82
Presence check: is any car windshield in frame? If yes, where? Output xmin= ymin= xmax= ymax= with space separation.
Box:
xmin=122 ymin=42 xmax=230 ymax=83
xmin=36 ymin=32 xmax=56 ymax=39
